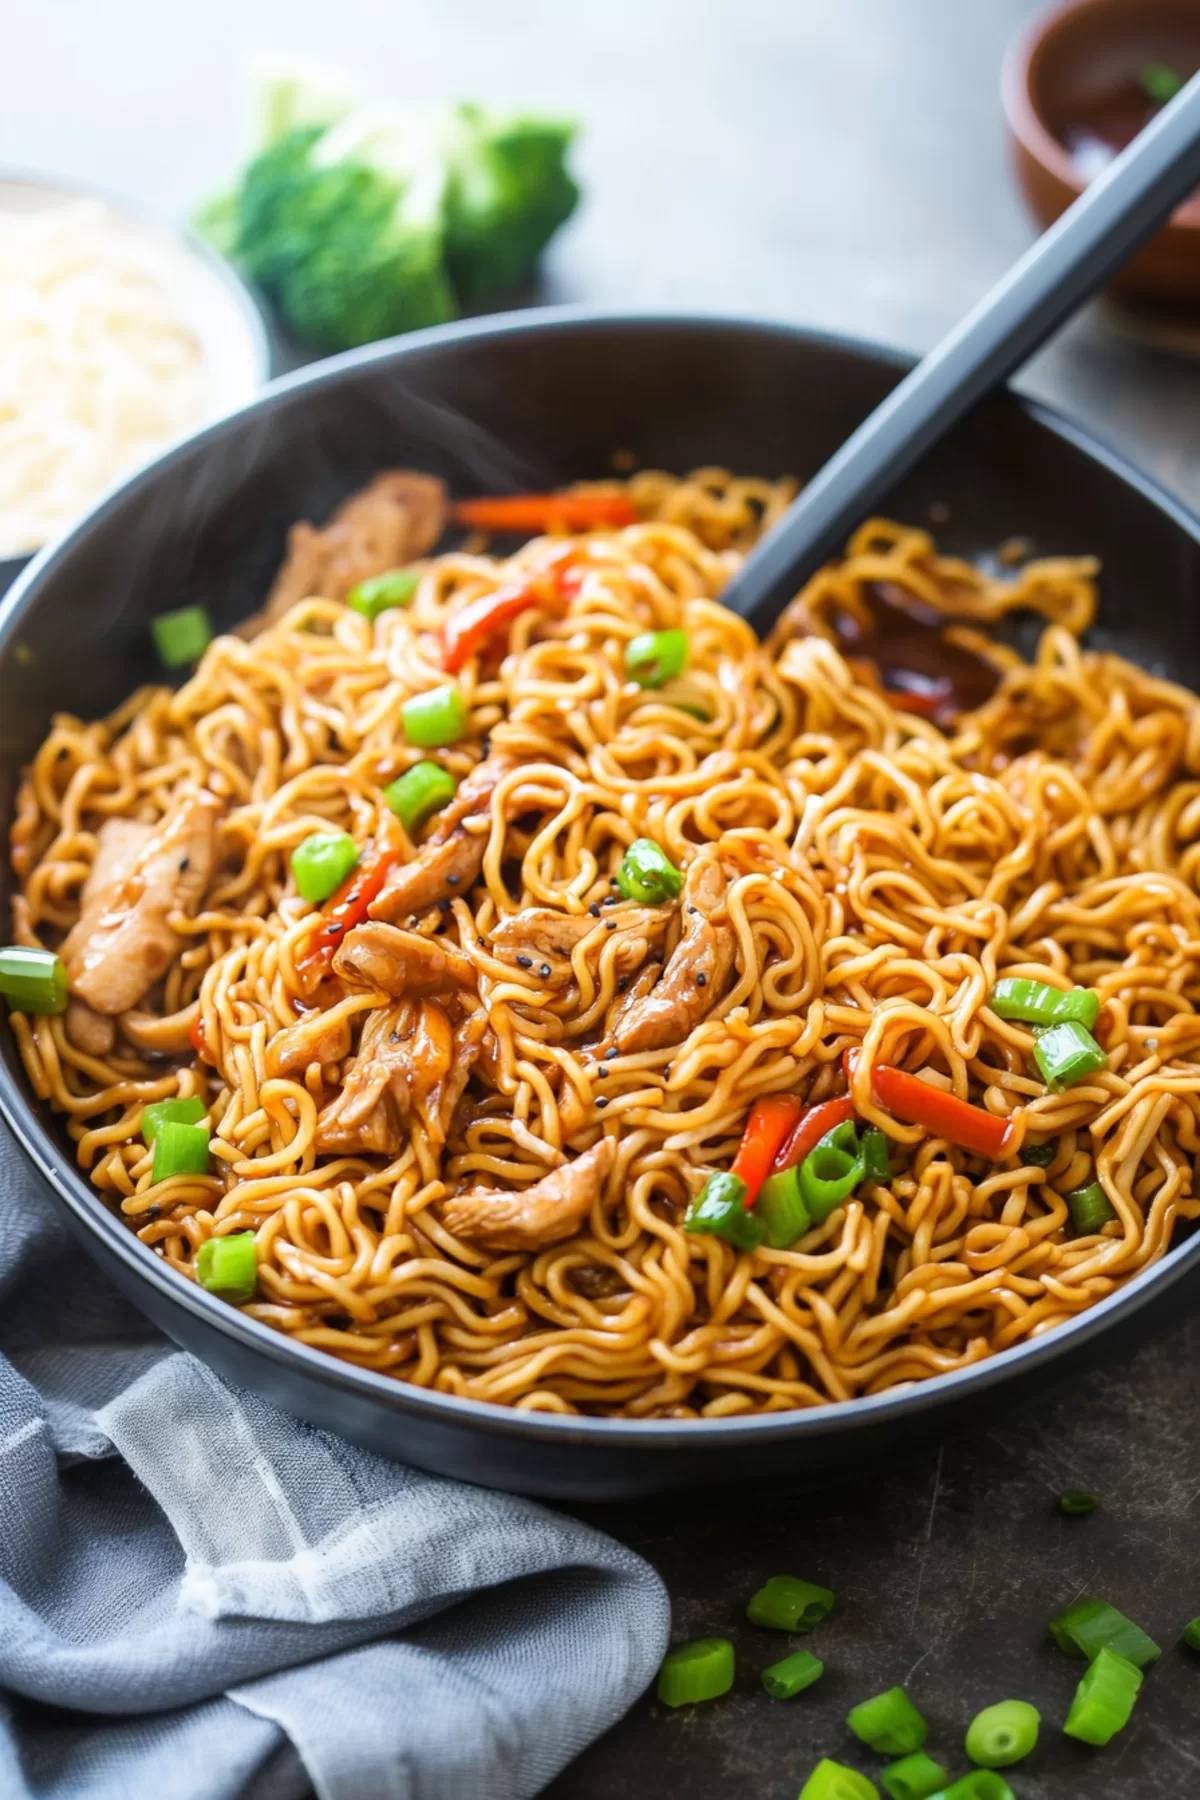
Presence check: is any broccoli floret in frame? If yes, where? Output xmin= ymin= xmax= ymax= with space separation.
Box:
xmin=444 ymin=107 xmax=579 ymax=300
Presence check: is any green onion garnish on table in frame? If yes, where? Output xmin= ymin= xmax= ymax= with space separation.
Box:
xmin=655 ymin=1636 xmax=734 ymax=1706
xmin=141 ymin=1096 xmax=207 ymax=1145
xmin=932 ymin=1776 xmax=1015 ymax=1800
xmin=1141 ymin=61 xmax=1185 ymax=105
xmin=1049 ymin=1595 xmax=1160 ymax=1666
xmin=990 ymin=977 xmax=1099 ymax=1030
xmin=0 ymin=946 xmax=67 ymax=1014
xmin=798 ymin=1121 xmax=865 ymax=1222
xmin=347 ymin=567 xmax=418 ymax=622
xmin=151 ymin=1119 xmax=211 ymax=1182
xmin=964 ymin=1698 xmax=1039 ymax=1768
xmin=383 ymin=761 xmax=458 ymax=833
xmin=616 ymin=837 xmax=683 ymax=903
xmin=401 ymin=682 xmax=468 ymax=748
xmin=1063 ymin=1645 xmax=1143 ymax=1745
xmin=1033 ymin=1019 xmax=1107 ymax=1090
xmin=1059 ymin=1489 xmax=1100 ymax=1516
xmin=152 ymin=603 xmax=213 ymax=669
xmin=683 ymin=1170 xmax=765 ymax=1251
xmin=798 ymin=1759 xmax=879 ymax=1800
xmin=625 ymin=627 xmax=688 ymax=688
xmin=1064 ymin=1180 xmax=1115 ymax=1235
xmin=1183 ymin=1617 xmax=1200 ymax=1651
xmin=746 ymin=1573 xmax=834 ymax=1631
xmin=846 ymin=1686 xmax=928 ymax=1756
xmin=291 ymin=831 xmax=359 ymax=905
xmin=196 ymin=1231 xmax=258 ymax=1303
xmin=761 ymin=1646 xmax=824 ymax=1698
xmin=880 ymin=1751 xmax=949 ymax=1800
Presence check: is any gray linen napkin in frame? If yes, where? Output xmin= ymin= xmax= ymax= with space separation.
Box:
xmin=0 ymin=1131 xmax=669 ymax=1800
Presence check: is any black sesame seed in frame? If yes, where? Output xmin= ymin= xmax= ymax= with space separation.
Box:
xmin=437 ymin=897 xmax=451 ymax=913
xmin=478 ymin=936 xmax=486 ymax=947
xmin=617 ymin=977 xmax=629 ymax=994
xmin=327 ymin=922 xmax=344 ymax=935
xmin=604 ymin=895 xmax=620 ymax=906
xmin=596 ymin=1096 xmax=609 ymax=1108
xmin=597 ymin=1065 xmax=608 ymax=1078
xmin=606 ymin=1047 xmax=619 ymax=1060
xmin=446 ymin=874 xmax=460 ymax=885
xmin=588 ymin=902 xmax=601 ymax=918
xmin=517 ymin=954 xmax=533 ymax=968
xmin=609 ymin=877 xmax=619 ymax=887
xmin=696 ymin=972 xmax=707 ymax=987
xmin=540 ymin=963 xmax=551 ymax=977
xmin=179 ymin=857 xmax=190 ymax=872
xmin=390 ymin=1030 xmax=401 ymax=1044
xmin=605 ymin=920 xmax=617 ymax=932
xmin=687 ymin=905 xmax=697 ymax=915
xmin=346 ymin=891 xmax=360 ymax=904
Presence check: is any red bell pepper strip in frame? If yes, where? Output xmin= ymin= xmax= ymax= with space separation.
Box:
xmin=296 ymin=844 xmax=401 ymax=982
xmin=443 ymin=581 xmax=542 ymax=674
xmin=845 ymin=1045 xmax=1014 ymax=1160
xmin=730 ymin=1095 xmax=804 ymax=1207
xmin=451 ymin=493 xmax=638 ymax=535
xmin=189 ymin=1011 xmax=212 ymax=1065
xmin=771 ymin=1095 xmax=857 ymax=1176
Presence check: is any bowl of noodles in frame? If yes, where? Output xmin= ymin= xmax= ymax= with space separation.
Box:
xmin=2 ymin=309 xmax=1200 ymax=1498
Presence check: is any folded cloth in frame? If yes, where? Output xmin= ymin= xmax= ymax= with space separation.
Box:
xmin=0 ymin=1130 xmax=669 ymax=1800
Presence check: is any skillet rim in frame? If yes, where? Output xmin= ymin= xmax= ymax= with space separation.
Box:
xmin=3 ymin=302 xmax=1200 ymax=1453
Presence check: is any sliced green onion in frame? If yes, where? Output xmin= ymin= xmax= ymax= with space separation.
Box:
xmin=0 ymin=946 xmax=67 ymax=1015
xmin=625 ymin=628 xmax=688 ymax=689
xmin=756 ymin=1165 xmax=812 ymax=1248
xmin=347 ymin=568 xmax=418 ymax=622
xmin=1021 ymin=1137 xmax=1058 ymax=1167
xmin=655 ymin=1637 xmax=734 ymax=1707
xmin=747 ymin=1573 xmax=834 ymax=1632
xmin=881 ymin=1752 xmax=950 ymax=1800
xmin=151 ymin=1119 xmax=210 ymax=1182
xmin=152 ymin=603 xmax=213 ymax=669
xmin=1033 ymin=1019 xmax=1107 ymax=1090
xmin=1063 ymin=1645 xmax=1143 ymax=1746
xmin=762 ymin=1647 xmax=824 ymax=1698
xmin=141 ymin=1096 xmax=207 ymax=1145
xmin=847 ymin=1687 xmax=928 ymax=1757
xmin=291 ymin=831 xmax=359 ymax=905
xmin=861 ymin=1124 xmax=891 ymax=1182
xmin=798 ymin=1760 xmax=879 ymax=1800
xmin=616 ymin=838 xmax=683 ymax=904
xmin=798 ymin=1121 xmax=864 ymax=1223
xmin=401 ymin=683 xmax=468 ymax=748
xmin=1059 ymin=1490 xmax=1100 ymax=1516
xmin=1141 ymin=61 xmax=1184 ymax=105
xmin=1183 ymin=1617 xmax=1200 ymax=1651
xmin=1064 ymin=1180 xmax=1115 ymax=1235
xmin=964 ymin=1699 xmax=1039 ymax=1768
xmin=1049 ymin=1596 xmax=1160 ymax=1667
xmin=684 ymin=1171 xmax=765 ymax=1251
xmin=931 ymin=1777 xmax=1015 ymax=1800
xmin=991 ymin=977 xmax=1099 ymax=1030
xmin=196 ymin=1231 xmax=257 ymax=1303
xmin=383 ymin=761 xmax=458 ymax=833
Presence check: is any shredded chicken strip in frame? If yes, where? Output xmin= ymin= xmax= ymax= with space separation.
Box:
xmin=489 ymin=903 xmax=667 ymax=985
xmin=333 ymin=921 xmax=476 ymax=996
xmin=315 ymin=998 xmax=483 ymax=1155
xmin=440 ymin=1137 xmax=616 ymax=1251
xmin=369 ymin=757 xmax=509 ymax=924
xmin=610 ymin=856 xmax=736 ymax=1054
xmin=266 ymin=1008 xmax=354 ymax=1079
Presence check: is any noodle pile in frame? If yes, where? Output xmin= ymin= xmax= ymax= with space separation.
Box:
xmin=10 ymin=470 xmax=1200 ymax=1417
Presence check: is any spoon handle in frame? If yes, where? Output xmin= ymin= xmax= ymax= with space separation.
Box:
xmin=722 ymin=75 xmax=1200 ymax=635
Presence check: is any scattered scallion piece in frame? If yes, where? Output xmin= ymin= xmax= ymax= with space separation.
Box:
xmin=196 ymin=1230 xmax=257 ymax=1303
xmin=1063 ymin=1645 xmax=1143 ymax=1746
xmin=746 ymin=1574 xmax=834 ymax=1632
xmin=1021 ymin=1138 xmax=1058 ymax=1167
xmin=0 ymin=946 xmax=68 ymax=1015
xmin=141 ymin=1096 xmax=207 ymax=1145
xmin=990 ymin=977 xmax=1099 ymax=1030
xmin=1141 ymin=61 xmax=1185 ymax=105
xmin=861 ymin=1124 xmax=891 ymax=1182
xmin=383 ymin=761 xmax=458 ymax=833
xmin=152 ymin=603 xmax=213 ymax=669
xmin=1049 ymin=1596 xmax=1160 ymax=1667
xmin=401 ymin=683 xmax=468 ymax=748
xmin=655 ymin=1636 xmax=734 ymax=1707
xmin=616 ymin=838 xmax=683 ymax=904
xmin=762 ymin=1647 xmax=824 ymax=1699
xmin=1183 ymin=1617 xmax=1200 ymax=1651
xmin=931 ymin=1776 xmax=1015 ymax=1800
xmin=964 ymin=1699 xmax=1039 ymax=1768
xmin=347 ymin=568 xmax=418 ymax=622
xmin=798 ymin=1121 xmax=864 ymax=1223
xmin=1033 ymin=1019 xmax=1107 ymax=1090
xmin=1059 ymin=1490 xmax=1100 ymax=1516
xmin=291 ymin=831 xmax=359 ymax=905
xmin=151 ymin=1119 xmax=211 ymax=1183
xmin=798 ymin=1760 xmax=879 ymax=1800
xmin=684 ymin=1171 xmax=765 ymax=1252
xmin=846 ymin=1687 xmax=928 ymax=1757
xmin=1064 ymin=1180 xmax=1115 ymax=1235
xmin=756 ymin=1165 xmax=812 ymax=1248
xmin=625 ymin=628 xmax=688 ymax=689
xmin=880 ymin=1751 xmax=950 ymax=1800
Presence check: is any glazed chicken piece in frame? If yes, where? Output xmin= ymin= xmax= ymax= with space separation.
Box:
xmin=265 ymin=1007 xmax=354 ymax=1079
xmin=65 ymin=997 xmax=116 ymax=1058
xmin=315 ymin=999 xmax=484 ymax=1155
xmin=489 ymin=904 xmax=667 ymax=985
xmin=333 ymin=921 xmax=476 ymax=996
xmin=257 ymin=471 xmax=448 ymax=627
xmin=368 ymin=757 xmax=509 ymax=924
xmin=440 ymin=1137 xmax=616 ymax=1251
xmin=61 ymin=792 xmax=223 ymax=1016
xmin=610 ymin=856 xmax=736 ymax=1055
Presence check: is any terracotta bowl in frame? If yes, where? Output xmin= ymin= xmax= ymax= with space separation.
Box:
xmin=1003 ymin=0 xmax=1200 ymax=306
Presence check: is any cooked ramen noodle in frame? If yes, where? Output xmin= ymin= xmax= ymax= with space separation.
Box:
xmin=7 ymin=467 xmax=1200 ymax=1417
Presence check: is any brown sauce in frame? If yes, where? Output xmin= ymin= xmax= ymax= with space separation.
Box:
xmin=829 ymin=581 xmax=1000 ymax=729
